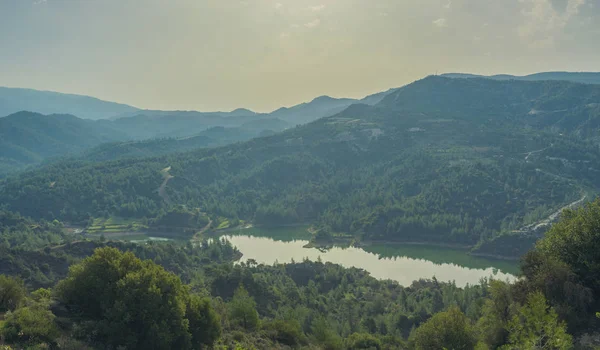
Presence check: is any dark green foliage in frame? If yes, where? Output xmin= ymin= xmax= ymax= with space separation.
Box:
xmin=537 ymin=200 xmax=600 ymax=294
xmin=3 ymin=78 xmax=600 ymax=257
xmin=55 ymin=247 xmax=220 ymax=350
xmin=345 ymin=332 xmax=382 ymax=349
xmin=0 ymin=275 xmax=26 ymax=312
xmin=228 ymin=286 xmax=259 ymax=331
xmin=261 ymin=319 xmax=305 ymax=347
xmin=151 ymin=206 xmax=210 ymax=232
xmin=0 ymin=238 xmax=240 ymax=289
xmin=412 ymin=306 xmax=476 ymax=350
xmin=187 ymin=294 xmax=222 ymax=349
xmin=475 ymin=280 xmax=514 ymax=348
xmin=0 ymin=210 xmax=68 ymax=249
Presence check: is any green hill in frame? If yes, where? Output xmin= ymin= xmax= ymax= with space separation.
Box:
xmin=0 ymin=111 xmax=129 ymax=171
xmin=2 ymin=77 xmax=600 ymax=256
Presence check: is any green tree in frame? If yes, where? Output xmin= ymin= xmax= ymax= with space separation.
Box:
xmin=537 ymin=200 xmax=600 ymax=294
xmin=0 ymin=275 xmax=26 ymax=312
xmin=228 ymin=286 xmax=259 ymax=331
xmin=55 ymin=247 xmax=220 ymax=350
xmin=311 ymin=317 xmax=343 ymax=350
xmin=476 ymin=280 xmax=514 ymax=348
xmin=1 ymin=304 xmax=59 ymax=346
xmin=345 ymin=332 xmax=382 ymax=349
xmin=101 ymin=263 xmax=192 ymax=350
xmin=187 ymin=294 xmax=221 ymax=349
xmin=413 ymin=306 xmax=476 ymax=350
xmin=502 ymin=292 xmax=572 ymax=350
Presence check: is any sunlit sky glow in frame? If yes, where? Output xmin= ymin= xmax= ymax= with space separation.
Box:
xmin=1 ymin=0 xmax=598 ymax=112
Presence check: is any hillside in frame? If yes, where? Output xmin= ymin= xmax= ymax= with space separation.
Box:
xmin=441 ymin=71 xmax=600 ymax=85
xmin=0 ymin=111 xmax=129 ymax=172
xmin=0 ymin=111 xmax=290 ymax=174
xmin=0 ymin=86 xmax=139 ymax=120
xmin=2 ymin=77 xmax=600 ymax=258
xmin=0 ymin=87 xmax=395 ymax=174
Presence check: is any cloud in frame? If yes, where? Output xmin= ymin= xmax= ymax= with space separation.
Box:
xmin=433 ymin=18 xmax=447 ymax=27
xmin=310 ymin=4 xmax=326 ymax=12
xmin=33 ymin=0 xmax=47 ymax=4
xmin=275 ymin=3 xmax=283 ymax=10
xmin=280 ymin=32 xmax=290 ymax=39
xmin=518 ymin=0 xmax=586 ymax=48
xmin=444 ymin=0 xmax=452 ymax=9
xmin=304 ymin=19 xmax=321 ymax=28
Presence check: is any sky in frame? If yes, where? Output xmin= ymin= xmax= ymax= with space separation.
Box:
xmin=0 ymin=0 xmax=599 ymax=112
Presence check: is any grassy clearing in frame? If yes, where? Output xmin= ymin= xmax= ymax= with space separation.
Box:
xmin=86 ymin=216 xmax=148 ymax=234
xmin=216 ymin=219 xmax=230 ymax=230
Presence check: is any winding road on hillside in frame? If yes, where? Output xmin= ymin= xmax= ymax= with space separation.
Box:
xmin=514 ymin=195 xmax=587 ymax=234
xmin=158 ymin=166 xmax=174 ymax=205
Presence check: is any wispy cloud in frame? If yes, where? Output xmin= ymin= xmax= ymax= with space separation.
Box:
xmin=33 ymin=0 xmax=47 ymax=4
xmin=310 ymin=4 xmax=326 ymax=12
xmin=275 ymin=3 xmax=283 ymax=10
xmin=304 ymin=19 xmax=321 ymax=28
xmin=444 ymin=0 xmax=452 ymax=9
xmin=518 ymin=0 xmax=586 ymax=48
xmin=433 ymin=18 xmax=447 ymax=27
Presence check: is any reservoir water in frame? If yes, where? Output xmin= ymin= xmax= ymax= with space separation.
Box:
xmin=217 ymin=226 xmax=518 ymax=287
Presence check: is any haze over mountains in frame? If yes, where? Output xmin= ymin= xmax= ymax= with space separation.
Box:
xmin=441 ymin=72 xmax=600 ymax=85
xmin=2 ymin=74 xmax=600 ymax=258
xmin=4 ymin=71 xmax=600 ymax=348
xmin=1 ymin=71 xmax=599 ymax=176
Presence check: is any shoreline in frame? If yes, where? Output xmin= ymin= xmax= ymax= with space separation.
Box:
xmin=82 ymin=221 xmax=522 ymax=261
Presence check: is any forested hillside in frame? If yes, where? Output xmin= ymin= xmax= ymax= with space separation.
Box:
xmin=0 ymin=112 xmax=129 ymax=174
xmin=2 ymin=77 xmax=600 ymax=257
xmin=3 ymin=199 xmax=600 ymax=349
xmin=0 ymin=112 xmax=289 ymax=175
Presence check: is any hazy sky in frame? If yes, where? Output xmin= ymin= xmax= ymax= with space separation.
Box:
xmin=1 ymin=0 xmax=599 ymax=112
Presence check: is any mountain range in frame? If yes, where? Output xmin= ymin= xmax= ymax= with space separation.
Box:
xmin=2 ymin=75 xmax=600 ymax=258
xmin=441 ymin=71 xmax=600 ymax=85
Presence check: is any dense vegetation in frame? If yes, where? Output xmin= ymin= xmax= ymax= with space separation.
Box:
xmin=3 ymin=78 xmax=600 ymax=257
xmin=3 ymin=199 xmax=600 ymax=348
xmin=0 ymin=86 xmax=394 ymax=175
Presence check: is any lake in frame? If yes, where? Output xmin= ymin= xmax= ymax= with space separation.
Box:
xmin=218 ymin=226 xmax=518 ymax=287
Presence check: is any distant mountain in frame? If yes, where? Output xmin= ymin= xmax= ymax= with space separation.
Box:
xmin=0 ymin=87 xmax=139 ymax=120
xmin=0 ymin=110 xmax=292 ymax=174
xmin=113 ymin=90 xmax=398 ymax=129
xmin=0 ymin=111 xmax=128 ymax=172
xmin=270 ymin=96 xmax=363 ymax=125
xmin=441 ymin=72 xmax=600 ymax=85
xmin=4 ymin=77 xmax=600 ymax=261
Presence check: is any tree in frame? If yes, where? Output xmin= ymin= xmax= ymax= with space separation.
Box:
xmin=0 ymin=275 xmax=26 ymax=312
xmin=311 ymin=317 xmax=343 ymax=350
xmin=1 ymin=304 xmax=59 ymax=346
xmin=537 ymin=200 xmax=600 ymax=294
xmin=55 ymin=247 xmax=220 ymax=350
xmin=228 ymin=286 xmax=259 ymax=331
xmin=413 ymin=306 xmax=476 ymax=350
xmin=345 ymin=332 xmax=382 ymax=349
xmin=187 ymin=294 xmax=221 ymax=349
xmin=476 ymin=280 xmax=515 ymax=348
xmin=502 ymin=292 xmax=572 ymax=350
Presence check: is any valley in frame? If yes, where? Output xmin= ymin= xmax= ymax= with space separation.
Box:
xmin=2 ymin=72 xmax=600 ymax=349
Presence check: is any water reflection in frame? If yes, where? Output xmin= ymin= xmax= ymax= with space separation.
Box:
xmin=221 ymin=230 xmax=517 ymax=287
